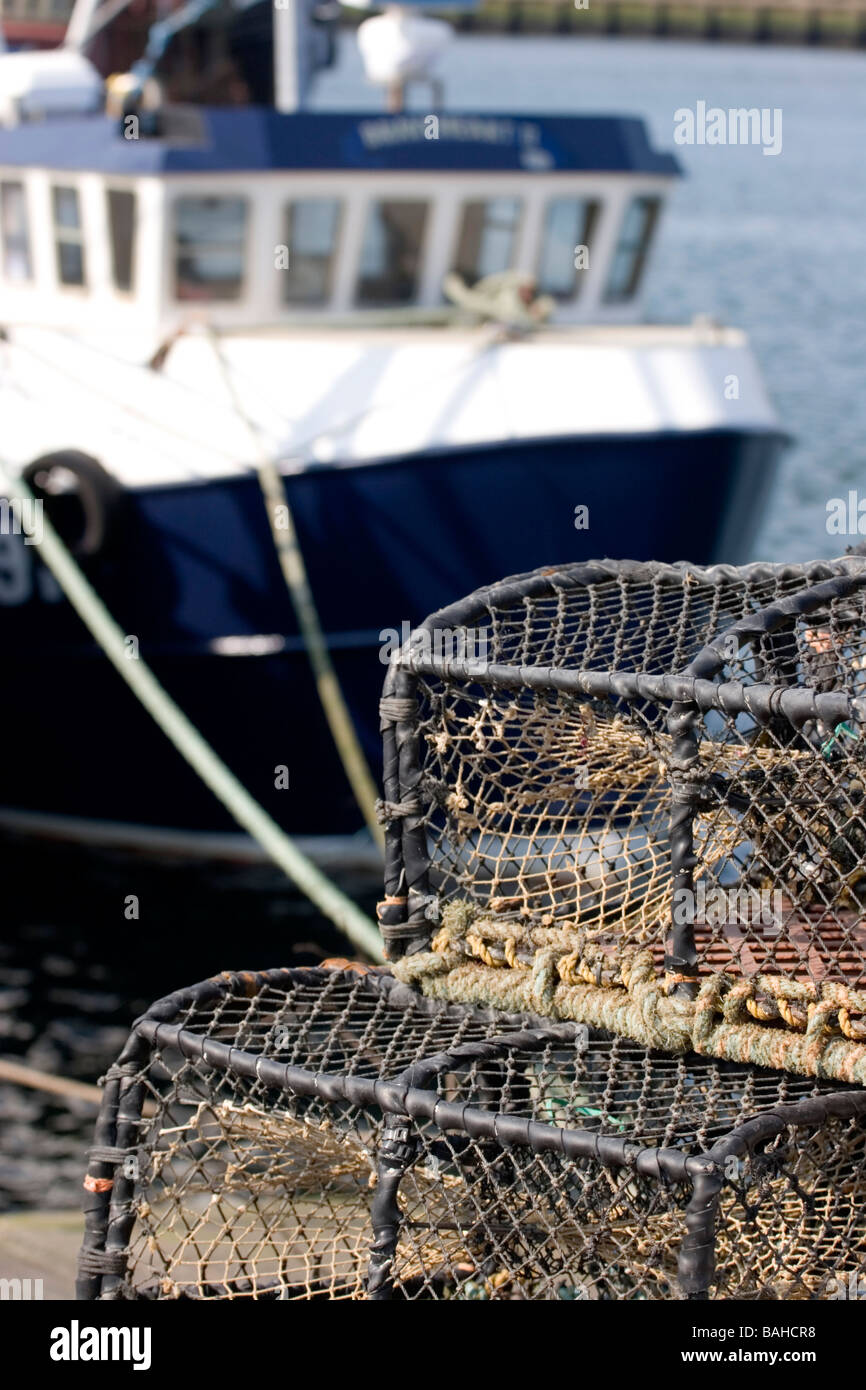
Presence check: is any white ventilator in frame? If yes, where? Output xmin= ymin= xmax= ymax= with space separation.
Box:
xmin=354 ymin=7 xmax=453 ymax=89
xmin=0 ymin=49 xmax=103 ymax=127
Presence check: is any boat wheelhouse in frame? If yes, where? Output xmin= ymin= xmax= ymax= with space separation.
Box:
xmin=0 ymin=106 xmax=676 ymax=342
xmin=0 ymin=105 xmax=780 ymax=488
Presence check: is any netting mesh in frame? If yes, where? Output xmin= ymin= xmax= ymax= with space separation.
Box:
xmin=714 ymin=1113 xmax=866 ymax=1300
xmin=386 ymin=1031 xmax=836 ymax=1302
xmin=418 ymin=683 xmax=671 ymax=949
xmin=78 ymin=967 xmax=866 ymax=1301
xmin=129 ymin=1100 xmax=374 ymax=1299
xmin=92 ymin=969 xmax=509 ymax=1300
xmin=391 ymin=1130 xmax=692 ymax=1301
xmin=79 ymin=557 xmax=866 ymax=1301
xmin=401 ymin=561 xmax=814 ymax=949
xmin=380 ymin=559 xmax=866 ymax=1082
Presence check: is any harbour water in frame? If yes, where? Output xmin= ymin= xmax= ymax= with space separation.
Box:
xmin=0 ymin=842 xmax=370 ymax=1210
xmin=1 ymin=34 xmax=864 ymax=1212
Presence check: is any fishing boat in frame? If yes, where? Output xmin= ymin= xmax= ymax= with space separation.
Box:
xmin=0 ymin=1 xmax=787 ymax=861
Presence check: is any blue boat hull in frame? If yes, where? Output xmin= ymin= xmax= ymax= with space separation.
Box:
xmin=2 ymin=428 xmax=783 ymax=838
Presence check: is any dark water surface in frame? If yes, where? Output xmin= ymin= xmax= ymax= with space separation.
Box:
xmin=0 ymin=839 xmax=373 ymax=1210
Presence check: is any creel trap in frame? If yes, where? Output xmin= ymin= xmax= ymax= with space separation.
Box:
xmin=79 ymin=557 xmax=866 ymax=1300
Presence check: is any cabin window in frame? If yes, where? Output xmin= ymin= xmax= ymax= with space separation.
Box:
xmin=356 ymin=200 xmax=428 ymax=306
xmin=107 ymin=188 xmax=136 ymax=293
xmin=0 ymin=182 xmax=32 ymax=282
xmin=174 ymin=196 xmax=247 ymax=302
xmin=282 ymin=198 xmax=341 ymax=305
xmin=603 ymin=195 xmax=661 ymax=303
xmin=453 ymin=198 xmax=521 ymax=287
xmin=52 ymin=186 xmax=86 ymax=287
xmin=537 ymin=197 xmax=600 ymax=300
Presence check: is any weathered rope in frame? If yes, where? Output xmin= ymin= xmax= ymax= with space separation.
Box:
xmin=77 ymin=1247 xmax=129 ymax=1275
xmin=0 ymin=1056 xmax=102 ymax=1105
xmin=83 ymin=1175 xmax=114 ymax=1194
xmin=392 ymin=903 xmax=866 ymax=1084
xmin=87 ymin=1146 xmax=137 ymax=1165
xmin=375 ymin=798 xmax=423 ymax=824
xmin=379 ymin=696 xmax=419 ymax=723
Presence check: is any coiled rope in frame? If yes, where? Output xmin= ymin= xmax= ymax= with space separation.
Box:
xmin=0 ymin=463 xmax=384 ymax=962
xmin=393 ymin=900 xmax=866 ymax=1083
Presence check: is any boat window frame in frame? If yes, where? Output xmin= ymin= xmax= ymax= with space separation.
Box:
xmin=51 ymin=183 xmax=88 ymax=290
xmin=354 ymin=197 xmax=431 ymax=308
xmin=602 ymin=194 xmax=662 ymax=305
xmin=172 ymin=192 xmax=250 ymax=305
xmin=106 ymin=186 xmax=138 ymax=296
xmin=536 ymin=194 xmax=601 ymax=303
xmin=280 ymin=195 xmax=344 ymax=308
xmin=0 ymin=179 xmax=33 ymax=284
xmin=450 ymin=195 xmax=524 ymax=289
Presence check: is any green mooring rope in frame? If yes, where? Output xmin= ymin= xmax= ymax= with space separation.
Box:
xmin=204 ymin=325 xmax=385 ymax=850
xmin=0 ymin=466 xmax=384 ymax=962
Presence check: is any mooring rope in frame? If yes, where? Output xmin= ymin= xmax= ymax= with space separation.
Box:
xmin=0 ymin=464 xmax=384 ymax=961
xmin=203 ymin=325 xmax=385 ymax=850
xmin=0 ymin=1056 xmax=102 ymax=1105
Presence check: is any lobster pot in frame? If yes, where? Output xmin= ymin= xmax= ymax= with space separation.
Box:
xmin=77 ymin=966 xmax=532 ymax=1300
xmin=78 ymin=554 xmax=866 ymax=1302
xmin=379 ymin=1036 xmax=866 ymax=1302
xmin=378 ymin=557 xmax=866 ymax=1086
xmin=77 ymin=965 xmax=866 ymax=1301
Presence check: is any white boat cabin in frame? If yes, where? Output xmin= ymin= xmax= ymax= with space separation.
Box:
xmin=0 ymin=107 xmax=681 ymax=355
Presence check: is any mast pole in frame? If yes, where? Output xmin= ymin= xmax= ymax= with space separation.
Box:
xmin=273 ymin=0 xmax=307 ymax=112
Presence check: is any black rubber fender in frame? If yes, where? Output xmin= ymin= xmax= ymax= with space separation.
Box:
xmin=22 ymin=451 xmax=127 ymax=558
